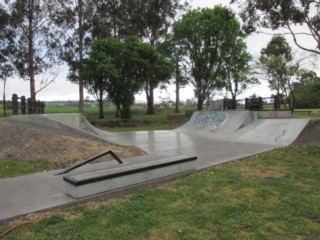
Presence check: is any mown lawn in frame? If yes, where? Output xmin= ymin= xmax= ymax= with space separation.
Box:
xmin=1 ymin=146 xmax=320 ymax=239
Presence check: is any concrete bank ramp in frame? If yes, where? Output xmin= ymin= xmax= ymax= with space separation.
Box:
xmin=179 ymin=111 xmax=253 ymax=135
xmin=11 ymin=112 xmax=309 ymax=148
xmin=220 ymin=118 xmax=310 ymax=147
xmin=11 ymin=114 xmax=113 ymax=142
xmin=178 ymin=110 xmax=310 ymax=147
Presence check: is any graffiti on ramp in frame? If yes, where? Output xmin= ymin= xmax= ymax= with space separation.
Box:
xmin=193 ymin=111 xmax=228 ymax=130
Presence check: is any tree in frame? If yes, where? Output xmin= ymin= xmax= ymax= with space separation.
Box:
xmin=81 ymin=39 xmax=119 ymax=119
xmin=113 ymin=36 xmax=172 ymax=118
xmin=10 ymin=0 xmax=60 ymax=102
xmin=232 ymin=0 xmax=320 ymax=56
xmin=258 ymin=35 xmax=299 ymax=109
xmin=83 ymin=36 xmax=172 ymax=119
xmin=173 ymin=6 xmax=245 ymax=110
xmin=55 ymin=0 xmax=97 ymax=114
xmin=294 ymin=70 xmax=320 ymax=108
xmin=224 ymin=37 xmax=257 ymax=106
xmin=91 ymin=0 xmax=131 ymax=39
xmin=161 ymin=36 xmax=189 ymax=113
xmin=0 ymin=3 xmax=15 ymax=117
xmin=127 ymin=0 xmax=188 ymax=114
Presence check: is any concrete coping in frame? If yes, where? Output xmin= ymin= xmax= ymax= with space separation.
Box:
xmin=64 ymin=155 xmax=197 ymax=187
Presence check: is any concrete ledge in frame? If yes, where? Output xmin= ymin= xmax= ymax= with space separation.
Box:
xmin=64 ymin=155 xmax=197 ymax=198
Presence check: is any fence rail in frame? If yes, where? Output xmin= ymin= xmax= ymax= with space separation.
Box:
xmin=213 ymin=95 xmax=281 ymax=111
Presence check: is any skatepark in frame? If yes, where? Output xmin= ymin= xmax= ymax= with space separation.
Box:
xmin=0 ymin=110 xmax=313 ymax=223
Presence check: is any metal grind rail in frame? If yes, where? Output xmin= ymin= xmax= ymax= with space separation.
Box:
xmin=55 ymin=150 xmax=123 ymax=175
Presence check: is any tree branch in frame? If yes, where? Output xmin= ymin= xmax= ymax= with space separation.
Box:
xmin=287 ymin=24 xmax=320 ymax=55
xmin=35 ymin=71 xmax=59 ymax=95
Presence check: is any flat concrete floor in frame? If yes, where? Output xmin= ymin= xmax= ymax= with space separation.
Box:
xmin=109 ymin=130 xmax=277 ymax=169
xmin=0 ymin=129 xmax=277 ymax=223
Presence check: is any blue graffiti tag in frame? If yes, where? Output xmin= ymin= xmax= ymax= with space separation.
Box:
xmin=194 ymin=112 xmax=227 ymax=127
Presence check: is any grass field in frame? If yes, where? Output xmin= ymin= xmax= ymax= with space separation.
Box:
xmin=1 ymin=147 xmax=320 ymax=239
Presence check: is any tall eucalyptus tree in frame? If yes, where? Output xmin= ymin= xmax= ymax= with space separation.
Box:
xmin=0 ymin=2 xmax=15 ymax=116
xmin=55 ymin=0 xmax=96 ymax=113
xmin=9 ymin=0 xmax=61 ymax=102
xmin=232 ymin=0 xmax=320 ymax=56
xmin=127 ymin=0 xmax=189 ymax=114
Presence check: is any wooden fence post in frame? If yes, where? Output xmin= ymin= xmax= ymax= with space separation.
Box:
xmin=40 ymin=102 xmax=45 ymax=114
xmin=12 ymin=94 xmax=18 ymax=115
xmin=245 ymin=98 xmax=249 ymax=110
xmin=274 ymin=95 xmax=280 ymax=110
xmin=27 ymin=98 xmax=32 ymax=114
xmin=21 ymin=96 xmax=26 ymax=114
xmin=258 ymin=97 xmax=263 ymax=110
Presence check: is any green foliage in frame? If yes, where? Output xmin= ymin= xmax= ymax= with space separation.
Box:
xmin=259 ymin=35 xmax=299 ymax=109
xmin=224 ymin=37 xmax=256 ymax=101
xmin=9 ymin=0 xmax=61 ymax=100
xmin=3 ymin=147 xmax=320 ymax=239
xmin=232 ymin=0 xmax=320 ymax=55
xmin=84 ymin=36 xmax=173 ymax=119
xmin=173 ymin=6 xmax=245 ymax=110
xmin=294 ymin=70 xmax=320 ymax=108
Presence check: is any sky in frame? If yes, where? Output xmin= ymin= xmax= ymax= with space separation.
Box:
xmin=2 ymin=0 xmax=319 ymax=103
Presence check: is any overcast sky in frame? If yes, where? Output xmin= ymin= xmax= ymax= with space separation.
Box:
xmin=3 ymin=0 xmax=319 ymax=102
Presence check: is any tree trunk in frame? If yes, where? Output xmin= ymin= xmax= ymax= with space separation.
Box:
xmin=3 ymin=79 xmax=6 ymax=118
xmin=232 ymin=95 xmax=237 ymax=110
xmin=28 ymin=0 xmax=36 ymax=103
xmin=146 ymin=84 xmax=155 ymax=115
xmin=78 ymin=0 xmax=84 ymax=114
xmin=98 ymin=90 xmax=104 ymax=119
xmin=120 ymin=103 xmax=131 ymax=119
xmin=197 ymin=95 xmax=204 ymax=111
xmin=175 ymin=80 xmax=180 ymax=113
xmin=290 ymin=90 xmax=296 ymax=112
xmin=175 ymin=63 xmax=180 ymax=113
xmin=115 ymin=104 xmax=120 ymax=118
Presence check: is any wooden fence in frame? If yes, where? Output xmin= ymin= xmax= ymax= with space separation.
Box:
xmin=214 ymin=95 xmax=281 ymax=111
xmin=12 ymin=94 xmax=45 ymax=115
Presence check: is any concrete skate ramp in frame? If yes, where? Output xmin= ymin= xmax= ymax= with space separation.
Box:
xmin=11 ymin=114 xmax=113 ymax=142
xmin=179 ymin=111 xmax=254 ymax=135
xmin=11 ymin=112 xmax=310 ymax=148
xmin=44 ymin=113 xmax=111 ymax=140
xmin=178 ymin=110 xmax=310 ymax=147
xmin=220 ymin=118 xmax=310 ymax=147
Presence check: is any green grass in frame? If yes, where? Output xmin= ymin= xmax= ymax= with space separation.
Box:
xmin=0 ymin=160 xmax=61 ymax=178
xmin=2 ymin=146 xmax=320 ymax=239
xmin=293 ymin=109 xmax=320 ymax=118
xmin=0 ymin=104 xmax=193 ymax=131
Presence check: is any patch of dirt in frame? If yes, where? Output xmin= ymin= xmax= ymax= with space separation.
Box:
xmin=291 ymin=119 xmax=320 ymax=147
xmin=0 ymin=118 xmax=145 ymax=165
